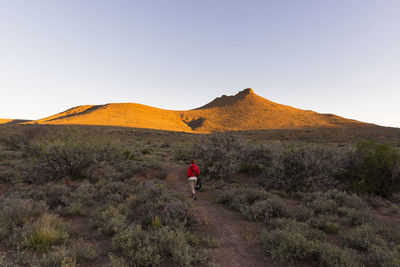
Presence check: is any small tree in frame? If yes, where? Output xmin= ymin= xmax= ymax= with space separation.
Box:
xmin=343 ymin=141 xmax=400 ymax=197
xmin=194 ymin=132 xmax=243 ymax=179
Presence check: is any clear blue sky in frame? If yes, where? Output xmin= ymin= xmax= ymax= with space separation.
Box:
xmin=1 ymin=0 xmax=399 ymax=127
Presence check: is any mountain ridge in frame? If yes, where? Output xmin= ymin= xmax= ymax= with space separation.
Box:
xmin=2 ymin=88 xmax=372 ymax=132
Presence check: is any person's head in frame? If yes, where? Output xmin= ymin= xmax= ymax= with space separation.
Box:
xmin=190 ymin=159 xmax=196 ymax=164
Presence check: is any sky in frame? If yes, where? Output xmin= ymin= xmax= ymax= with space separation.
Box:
xmin=0 ymin=0 xmax=399 ymax=127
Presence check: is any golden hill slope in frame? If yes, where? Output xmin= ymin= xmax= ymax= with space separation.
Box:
xmin=31 ymin=88 xmax=368 ymax=133
xmin=0 ymin=119 xmax=14 ymax=124
xmin=0 ymin=119 xmax=30 ymax=124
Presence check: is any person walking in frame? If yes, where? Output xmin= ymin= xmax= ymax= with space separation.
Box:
xmin=187 ymin=159 xmax=200 ymax=200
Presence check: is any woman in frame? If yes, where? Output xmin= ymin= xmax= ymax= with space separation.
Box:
xmin=187 ymin=159 xmax=200 ymax=200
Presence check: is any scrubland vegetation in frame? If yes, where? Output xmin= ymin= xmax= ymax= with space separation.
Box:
xmin=0 ymin=126 xmax=213 ymax=266
xmin=195 ymin=133 xmax=400 ymax=266
xmin=0 ymin=124 xmax=400 ymax=266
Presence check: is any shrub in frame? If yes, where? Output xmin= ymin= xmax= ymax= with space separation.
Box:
xmin=262 ymin=145 xmax=344 ymax=192
xmin=112 ymin=225 xmax=162 ymax=266
xmin=140 ymin=147 xmax=152 ymax=155
xmin=328 ymin=190 xmax=367 ymax=209
xmin=92 ymin=205 xmax=127 ymax=235
xmin=67 ymin=239 xmax=99 ymax=262
xmin=161 ymin=201 xmax=202 ymax=227
xmin=365 ymin=245 xmax=400 ymax=267
xmin=64 ymin=202 xmax=84 ymax=216
xmin=94 ymin=180 xmax=133 ymax=205
xmin=268 ymin=218 xmax=325 ymax=242
xmin=307 ymin=198 xmax=338 ymax=215
xmin=192 ymin=236 xmax=220 ymax=248
xmin=302 ymin=190 xmax=368 ymax=217
xmin=173 ymin=144 xmax=193 ymax=162
xmin=194 ymin=133 xmax=243 ymax=179
xmin=34 ymin=246 xmax=70 ymax=267
xmin=217 ymin=187 xmax=273 ymax=211
xmin=156 ymin=226 xmax=193 ymax=266
xmin=310 ymin=215 xmax=339 ymax=234
xmin=33 ymin=240 xmax=98 ymax=267
xmin=106 ymin=253 xmax=129 ymax=267
xmin=337 ymin=207 xmax=371 ymax=226
xmin=0 ymin=197 xmax=48 ymax=241
xmin=1 ymin=125 xmax=49 ymax=151
xmin=61 ymin=257 xmax=76 ymax=267
xmin=342 ymin=141 xmax=400 ymax=197
xmin=0 ymin=253 xmax=17 ymax=267
xmin=113 ymin=225 xmax=210 ymax=266
xmin=313 ymin=242 xmax=361 ymax=267
xmin=261 ymin=228 xmax=360 ymax=266
xmin=23 ymin=213 xmax=69 ymax=251
xmin=340 ymin=224 xmax=386 ymax=251
xmin=291 ymin=205 xmax=312 ymax=222
xmin=238 ymin=144 xmax=272 ymax=176
xmin=45 ymin=184 xmax=71 ymax=209
xmin=241 ymin=198 xmax=290 ymax=222
xmin=22 ymin=130 xmax=119 ymax=183
xmin=261 ymin=228 xmax=310 ymax=263
xmin=386 ymin=225 xmax=400 ymax=247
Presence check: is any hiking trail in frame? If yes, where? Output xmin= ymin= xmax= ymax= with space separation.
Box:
xmin=164 ymin=163 xmax=287 ymax=267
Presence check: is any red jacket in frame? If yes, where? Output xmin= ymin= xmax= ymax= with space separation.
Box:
xmin=187 ymin=163 xmax=200 ymax=178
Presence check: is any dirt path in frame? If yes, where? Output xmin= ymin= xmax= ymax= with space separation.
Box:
xmin=164 ymin=163 xmax=286 ymax=267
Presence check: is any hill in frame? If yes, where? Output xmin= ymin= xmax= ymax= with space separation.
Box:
xmin=29 ymin=88 xmax=368 ymax=133
xmin=0 ymin=119 xmax=14 ymax=124
xmin=0 ymin=119 xmax=31 ymax=124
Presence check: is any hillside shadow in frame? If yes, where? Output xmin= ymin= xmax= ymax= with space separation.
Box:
xmin=183 ymin=118 xmax=206 ymax=130
xmin=5 ymin=119 xmax=32 ymax=124
xmin=45 ymin=105 xmax=105 ymax=122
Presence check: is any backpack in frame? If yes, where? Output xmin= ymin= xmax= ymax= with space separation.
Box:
xmin=190 ymin=166 xmax=202 ymax=190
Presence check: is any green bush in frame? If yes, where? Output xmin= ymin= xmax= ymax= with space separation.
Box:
xmin=343 ymin=141 xmax=400 ymax=197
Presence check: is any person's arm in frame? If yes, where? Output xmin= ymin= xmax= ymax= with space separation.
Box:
xmin=196 ymin=165 xmax=200 ymax=176
xmin=187 ymin=167 xmax=191 ymax=178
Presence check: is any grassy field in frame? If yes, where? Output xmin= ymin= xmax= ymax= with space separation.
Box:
xmin=0 ymin=124 xmax=399 ymax=266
